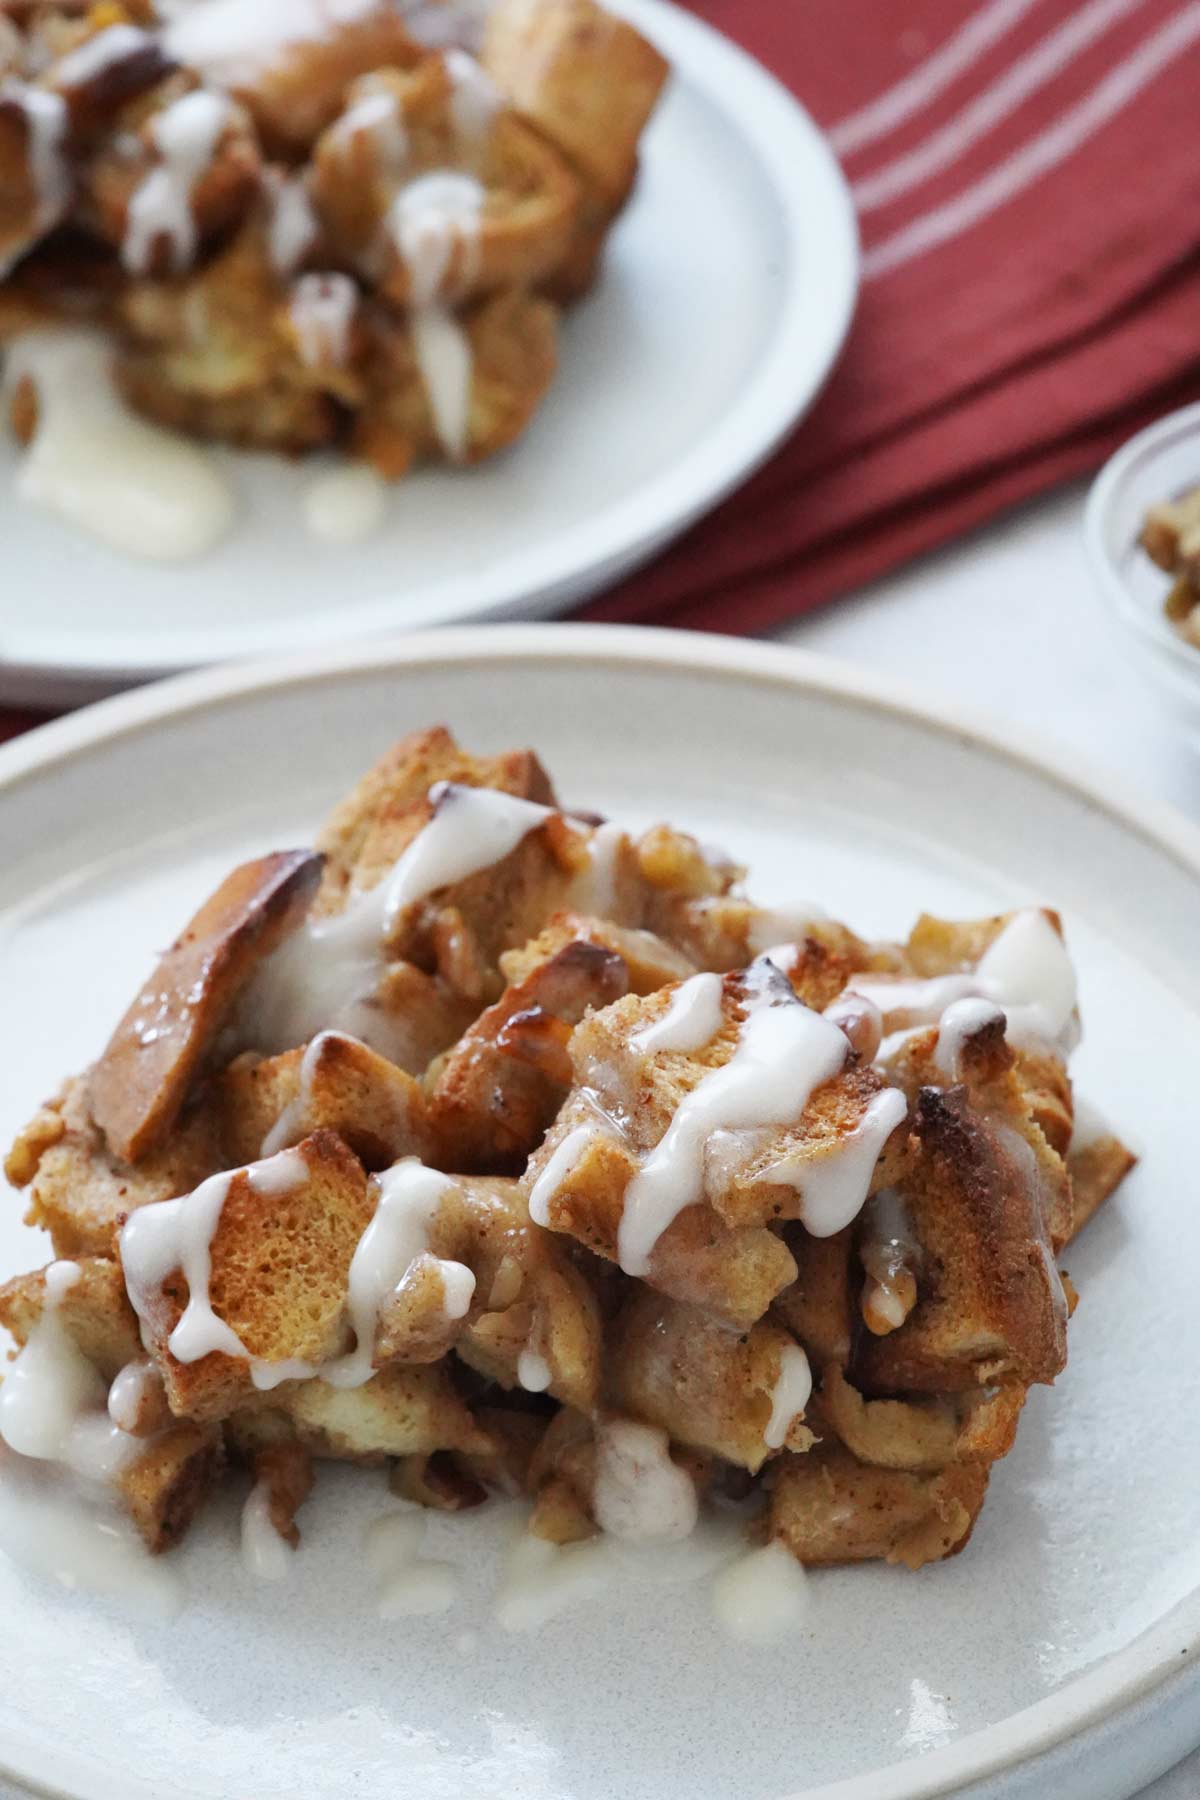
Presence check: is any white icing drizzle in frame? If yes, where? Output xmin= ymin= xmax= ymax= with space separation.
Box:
xmin=591 ymin=1418 xmax=698 ymax=1543
xmin=267 ymin=172 xmax=319 ymax=276
xmin=444 ymin=48 xmax=500 ymax=139
xmin=528 ymin=1123 xmax=600 ymax=1228
xmin=852 ymin=910 xmax=1079 ymax=1058
xmin=54 ymin=23 xmax=150 ymax=87
xmin=247 ymin=782 xmax=553 ymax=1056
xmin=289 ymin=271 xmax=357 ymax=368
xmin=762 ymin=1344 xmax=812 ymax=1451
xmin=321 ymin=1158 xmax=474 ymax=1390
xmin=0 ymin=1257 xmax=181 ymax=1609
xmin=0 ymin=1261 xmax=151 ymax=1498
xmin=260 ymin=1028 xmax=344 ymax=1157
xmin=386 ymin=171 xmax=482 ymax=459
xmin=745 ymin=904 xmax=829 ymax=956
xmin=121 ymin=1149 xmax=473 ymax=1394
xmin=106 ymin=1357 xmax=161 ymax=1435
xmin=366 ymin=1509 xmax=459 ymax=1618
xmin=164 ymin=0 xmax=381 ymax=86
xmin=330 ymin=84 xmax=408 ymax=164
xmin=119 ymin=1147 xmax=310 ymax=1372
xmin=495 ymin=1528 xmax=610 ymax=1632
xmin=411 ymin=303 xmax=473 ymax=461
xmin=517 ymin=1346 xmax=552 ymax=1393
xmin=711 ymin=1541 xmax=810 ymax=1645
xmin=388 ymin=170 xmax=483 ymax=303
xmin=302 ymin=464 xmax=390 ymax=544
xmin=3 ymin=328 xmax=236 ymax=560
xmin=241 ymin=1478 xmax=293 ymax=1580
xmin=860 ymin=1187 xmax=920 ymax=1329
xmin=567 ymin=820 xmax=626 ymax=916
xmin=0 ymin=1453 xmax=182 ymax=1618
xmin=616 ymin=969 xmax=850 ymax=1276
xmin=123 ymin=88 xmax=231 ymax=275
xmin=934 ymin=995 xmax=1006 ymax=1079
xmin=762 ymin=1085 xmax=909 ymax=1239
xmin=631 ymin=972 xmax=725 ymax=1057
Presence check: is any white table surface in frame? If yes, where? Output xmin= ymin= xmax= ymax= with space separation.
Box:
xmin=780 ymin=481 xmax=1200 ymax=1800
xmin=780 ymin=482 xmax=1199 ymax=821
xmin=0 ymin=487 xmax=1194 ymax=1800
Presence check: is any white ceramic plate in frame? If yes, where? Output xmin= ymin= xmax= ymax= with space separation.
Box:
xmin=1 ymin=625 xmax=1198 ymax=1800
xmin=0 ymin=2 xmax=858 ymax=708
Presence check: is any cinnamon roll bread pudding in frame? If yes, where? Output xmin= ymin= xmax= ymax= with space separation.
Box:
xmin=0 ymin=728 xmax=1135 ymax=1595
xmin=0 ymin=0 xmax=668 ymax=547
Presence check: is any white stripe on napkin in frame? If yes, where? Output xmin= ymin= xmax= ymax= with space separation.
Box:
xmin=854 ymin=0 xmax=1146 ymax=213
xmin=831 ymin=0 xmax=1045 ymax=158
xmin=863 ymin=2 xmax=1200 ymax=278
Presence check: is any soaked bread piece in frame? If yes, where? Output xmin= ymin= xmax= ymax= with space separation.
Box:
xmin=124 ymin=1130 xmax=373 ymax=1422
xmin=217 ymin=1032 xmax=433 ymax=1169
xmin=0 ymin=1254 xmax=141 ymax=1379
xmin=853 ymin=1088 xmax=1068 ymax=1395
xmin=765 ymin=1438 xmax=990 ymax=1570
xmin=608 ymin=1290 xmax=813 ymax=1473
xmin=9 ymin=1074 xmax=226 ymax=1259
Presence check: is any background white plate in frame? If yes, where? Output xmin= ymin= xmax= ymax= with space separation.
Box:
xmin=1 ymin=625 xmax=1198 ymax=1800
xmin=0 ymin=2 xmax=858 ymax=707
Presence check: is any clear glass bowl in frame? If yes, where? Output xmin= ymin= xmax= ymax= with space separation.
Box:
xmin=1085 ymin=401 xmax=1200 ymax=747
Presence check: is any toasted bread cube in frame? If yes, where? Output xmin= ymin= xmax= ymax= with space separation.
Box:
xmin=11 ymin=1075 xmax=225 ymax=1260
xmin=526 ymin=1094 xmax=796 ymax=1330
xmin=89 ymin=848 xmax=323 ymax=1164
xmin=117 ymin=1420 xmax=226 ymax=1554
xmin=483 ymin=0 xmax=668 ymax=206
xmin=813 ymin=1366 xmax=959 ymax=1473
xmin=853 ymin=1089 xmax=1068 ymax=1395
xmin=312 ymin=62 xmax=579 ymax=309
xmin=126 ymin=1131 xmax=373 ymax=1422
xmin=608 ymin=1290 xmax=812 ymax=1473
xmin=227 ymin=1364 xmax=489 ymax=1461
xmin=772 ymin=1226 xmax=856 ymax=1365
xmin=163 ymin=0 xmax=423 ymax=155
xmin=217 ymin=1032 xmax=432 ymax=1168
xmin=526 ymin=968 xmax=903 ymax=1321
xmin=84 ymin=77 xmax=262 ymax=273
xmin=879 ymin=1016 xmax=1074 ymax=1250
xmin=1067 ymin=1130 xmax=1136 ymax=1240
xmin=499 ymin=911 xmax=695 ymax=993
xmin=426 ymin=931 xmax=629 ymax=1171
xmin=314 ymin=726 xmax=556 ymax=912
xmin=766 ymin=1440 xmax=989 ymax=1569
xmin=455 ymin=1226 xmax=604 ymax=1413
xmin=0 ymin=1254 xmax=140 ymax=1380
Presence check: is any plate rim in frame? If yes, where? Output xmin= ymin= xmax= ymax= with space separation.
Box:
xmin=0 ymin=0 xmax=860 ymax=693
xmin=2 ymin=620 xmax=1199 ymax=1800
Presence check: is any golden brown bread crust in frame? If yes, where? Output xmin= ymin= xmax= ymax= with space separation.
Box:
xmin=89 ymin=848 xmax=323 ymax=1164
xmin=765 ymin=1438 xmax=990 ymax=1570
xmin=128 ymin=1129 xmax=372 ymax=1422
xmin=607 ymin=1290 xmax=812 ymax=1474
xmin=853 ymin=1087 xmax=1068 ymax=1395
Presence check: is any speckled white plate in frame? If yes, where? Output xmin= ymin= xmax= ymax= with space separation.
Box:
xmin=0 ymin=0 xmax=858 ymax=708
xmin=1 ymin=625 xmax=1198 ymax=1800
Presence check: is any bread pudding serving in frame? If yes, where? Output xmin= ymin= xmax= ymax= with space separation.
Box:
xmin=0 ymin=0 xmax=668 ymax=545
xmin=0 ymin=728 xmax=1135 ymax=1600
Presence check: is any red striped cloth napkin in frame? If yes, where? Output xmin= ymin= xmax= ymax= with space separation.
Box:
xmin=581 ymin=0 xmax=1200 ymax=631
